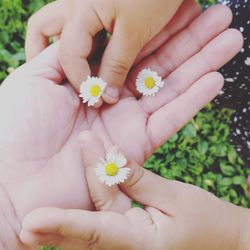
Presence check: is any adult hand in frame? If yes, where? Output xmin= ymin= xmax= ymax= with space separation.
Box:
xmin=20 ymin=132 xmax=250 ymax=250
xmin=0 ymin=3 xmax=242 ymax=248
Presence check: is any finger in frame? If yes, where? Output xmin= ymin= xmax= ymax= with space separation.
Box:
xmin=139 ymin=28 xmax=243 ymax=114
xmin=134 ymin=0 xmax=201 ymax=65
xmin=20 ymin=230 xmax=86 ymax=250
xmin=79 ymin=132 xmax=187 ymax=215
xmin=147 ymin=72 xmax=224 ymax=149
xmin=22 ymin=207 xmax=135 ymax=250
xmin=59 ymin=13 xmax=103 ymax=91
xmin=119 ymin=159 xmax=183 ymax=215
xmin=99 ymin=24 xmax=144 ymax=104
xmin=22 ymin=42 xmax=65 ymax=84
xmin=20 ymin=230 xmax=61 ymax=249
xmin=128 ymin=4 xmax=233 ymax=96
xmin=79 ymin=131 xmax=132 ymax=213
xmin=92 ymin=98 xmax=103 ymax=109
xmin=25 ymin=1 xmax=65 ymax=61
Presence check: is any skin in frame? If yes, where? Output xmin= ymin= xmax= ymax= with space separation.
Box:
xmin=25 ymin=0 xmax=185 ymax=103
xmin=0 ymin=3 xmax=243 ymax=249
xmin=20 ymin=132 xmax=250 ymax=250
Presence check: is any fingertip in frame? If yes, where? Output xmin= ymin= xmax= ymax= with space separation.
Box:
xmin=20 ymin=230 xmax=40 ymax=248
xmin=229 ymin=28 xmax=244 ymax=51
xmin=208 ymin=4 xmax=233 ymax=26
xmin=216 ymin=4 xmax=233 ymax=24
xmin=22 ymin=207 xmax=60 ymax=232
xmin=209 ymin=71 xmax=224 ymax=93
xmin=93 ymin=98 xmax=104 ymax=108
xmin=20 ymin=230 xmax=60 ymax=249
xmin=102 ymin=87 xmax=120 ymax=104
xmin=22 ymin=210 xmax=42 ymax=232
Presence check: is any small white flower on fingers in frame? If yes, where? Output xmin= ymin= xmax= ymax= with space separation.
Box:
xmin=136 ymin=69 xmax=164 ymax=96
xmin=79 ymin=76 xmax=107 ymax=106
xmin=95 ymin=151 xmax=130 ymax=187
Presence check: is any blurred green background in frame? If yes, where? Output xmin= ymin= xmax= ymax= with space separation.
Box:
xmin=0 ymin=0 xmax=249 ymax=249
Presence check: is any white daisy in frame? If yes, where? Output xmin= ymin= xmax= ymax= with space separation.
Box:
xmin=136 ymin=69 xmax=164 ymax=96
xmin=79 ymin=76 xmax=107 ymax=106
xmin=95 ymin=151 xmax=131 ymax=187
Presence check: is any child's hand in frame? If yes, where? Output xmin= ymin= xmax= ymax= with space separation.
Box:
xmin=20 ymin=132 xmax=250 ymax=250
xmin=25 ymin=0 xmax=184 ymax=103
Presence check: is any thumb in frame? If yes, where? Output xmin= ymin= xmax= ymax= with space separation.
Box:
xmin=99 ymin=25 xmax=144 ymax=103
xmin=121 ymin=158 xmax=184 ymax=215
xmin=21 ymin=207 xmax=135 ymax=250
xmin=79 ymin=131 xmax=132 ymax=213
xmin=79 ymin=131 xmax=182 ymax=215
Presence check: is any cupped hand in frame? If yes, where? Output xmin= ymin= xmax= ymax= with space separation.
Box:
xmin=0 ymin=2 xmax=241 ymax=236
xmin=20 ymin=132 xmax=250 ymax=250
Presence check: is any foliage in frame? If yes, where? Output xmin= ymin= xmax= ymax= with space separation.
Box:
xmin=0 ymin=0 xmax=52 ymax=82
xmin=145 ymin=104 xmax=250 ymax=208
xmin=41 ymin=247 xmax=59 ymax=250
xmin=198 ymin=0 xmax=217 ymax=6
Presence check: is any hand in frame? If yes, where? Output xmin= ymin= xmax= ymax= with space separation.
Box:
xmin=20 ymin=132 xmax=250 ymax=250
xmin=0 ymin=3 xmax=241 ymax=247
xmin=26 ymin=0 xmax=185 ymax=103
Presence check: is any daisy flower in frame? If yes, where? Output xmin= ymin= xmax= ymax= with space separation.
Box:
xmin=136 ymin=69 xmax=164 ymax=96
xmin=95 ymin=151 xmax=131 ymax=187
xmin=79 ymin=76 xmax=107 ymax=106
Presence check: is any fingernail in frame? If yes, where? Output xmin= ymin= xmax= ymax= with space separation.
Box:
xmin=104 ymin=87 xmax=119 ymax=100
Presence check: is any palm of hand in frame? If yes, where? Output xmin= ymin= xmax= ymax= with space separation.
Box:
xmin=0 ymin=3 xmax=239 ymax=223
xmin=0 ymin=64 xmax=156 ymax=220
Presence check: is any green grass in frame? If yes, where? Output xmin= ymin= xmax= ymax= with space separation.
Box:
xmin=0 ymin=0 xmax=249 ymax=249
xmin=146 ymin=104 xmax=250 ymax=207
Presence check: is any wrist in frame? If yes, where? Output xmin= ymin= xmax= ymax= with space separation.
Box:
xmin=0 ymin=182 xmax=26 ymax=250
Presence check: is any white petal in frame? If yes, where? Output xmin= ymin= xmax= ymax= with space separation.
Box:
xmin=95 ymin=164 xmax=106 ymax=176
xmin=106 ymin=151 xmax=116 ymax=163
xmin=115 ymin=154 xmax=127 ymax=168
xmin=79 ymin=76 xmax=107 ymax=105
xmin=88 ymin=97 xmax=99 ymax=106
xmin=119 ymin=167 xmax=131 ymax=179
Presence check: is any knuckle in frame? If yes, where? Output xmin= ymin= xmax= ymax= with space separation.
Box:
xmin=105 ymin=59 xmax=130 ymax=77
xmin=93 ymin=196 xmax=114 ymax=211
xmin=87 ymin=230 xmax=100 ymax=250
xmin=125 ymin=164 xmax=145 ymax=191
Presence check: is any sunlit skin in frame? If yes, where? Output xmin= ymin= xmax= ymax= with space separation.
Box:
xmin=0 ymin=3 xmax=243 ymax=249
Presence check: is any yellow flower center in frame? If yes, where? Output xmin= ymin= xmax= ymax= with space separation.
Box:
xmin=105 ymin=163 xmax=119 ymax=176
xmin=90 ymin=84 xmax=101 ymax=97
xmin=144 ymin=77 xmax=156 ymax=89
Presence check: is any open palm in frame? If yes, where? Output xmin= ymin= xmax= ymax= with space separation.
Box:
xmin=0 ymin=3 xmax=242 ymax=227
